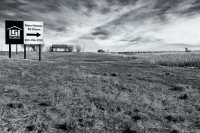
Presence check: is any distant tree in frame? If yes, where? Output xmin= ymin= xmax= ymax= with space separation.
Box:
xmin=30 ymin=45 xmax=38 ymax=51
xmin=185 ymin=47 xmax=191 ymax=52
xmin=21 ymin=44 xmax=45 ymax=52
xmin=75 ymin=44 xmax=82 ymax=52
xmin=83 ymin=44 xmax=85 ymax=52
xmin=21 ymin=44 xmax=30 ymax=51
xmin=44 ymin=46 xmax=52 ymax=52
xmin=68 ymin=45 xmax=74 ymax=52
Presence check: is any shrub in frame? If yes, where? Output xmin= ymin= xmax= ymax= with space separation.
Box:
xmin=68 ymin=45 xmax=74 ymax=52
xmin=111 ymin=73 xmax=119 ymax=76
xmin=179 ymin=93 xmax=189 ymax=100
xmin=171 ymin=84 xmax=187 ymax=91
xmin=75 ymin=45 xmax=82 ymax=52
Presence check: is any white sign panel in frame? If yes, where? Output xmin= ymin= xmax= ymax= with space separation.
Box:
xmin=24 ymin=21 xmax=43 ymax=44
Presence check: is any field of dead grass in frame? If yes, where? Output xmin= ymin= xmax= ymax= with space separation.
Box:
xmin=134 ymin=52 xmax=200 ymax=68
xmin=0 ymin=52 xmax=200 ymax=133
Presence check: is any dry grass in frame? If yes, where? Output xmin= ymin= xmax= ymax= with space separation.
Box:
xmin=0 ymin=52 xmax=200 ymax=132
xmin=140 ymin=52 xmax=200 ymax=68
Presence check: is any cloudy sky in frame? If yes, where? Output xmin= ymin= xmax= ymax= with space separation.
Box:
xmin=0 ymin=0 xmax=200 ymax=52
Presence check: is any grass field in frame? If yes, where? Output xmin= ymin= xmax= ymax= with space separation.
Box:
xmin=0 ymin=51 xmax=200 ymax=133
xmin=140 ymin=52 xmax=200 ymax=68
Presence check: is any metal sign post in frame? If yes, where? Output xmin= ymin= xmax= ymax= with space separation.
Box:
xmin=9 ymin=44 xmax=11 ymax=58
xmin=24 ymin=44 xmax=26 ymax=59
xmin=16 ymin=44 xmax=17 ymax=55
xmin=39 ymin=44 xmax=41 ymax=61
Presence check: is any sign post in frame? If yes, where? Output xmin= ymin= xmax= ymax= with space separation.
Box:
xmin=39 ymin=44 xmax=41 ymax=61
xmin=16 ymin=44 xmax=17 ymax=55
xmin=5 ymin=20 xmax=43 ymax=61
xmin=9 ymin=44 xmax=11 ymax=58
xmin=24 ymin=44 xmax=26 ymax=59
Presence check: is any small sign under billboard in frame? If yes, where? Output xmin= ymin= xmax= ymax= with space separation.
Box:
xmin=24 ymin=21 xmax=43 ymax=44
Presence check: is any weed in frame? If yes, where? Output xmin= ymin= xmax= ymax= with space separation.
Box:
xmin=54 ymin=120 xmax=77 ymax=131
xmin=6 ymin=103 xmax=23 ymax=109
xmin=127 ymin=74 xmax=132 ymax=76
xmin=26 ymin=125 xmax=35 ymax=131
xmin=111 ymin=73 xmax=118 ymax=76
xmin=123 ymin=127 xmax=137 ymax=133
xmin=54 ymin=123 xmax=68 ymax=131
xmin=131 ymin=115 xmax=141 ymax=122
xmin=179 ymin=93 xmax=188 ymax=100
xmin=94 ymin=72 xmax=99 ymax=75
xmin=38 ymin=101 xmax=52 ymax=106
xmin=103 ymin=72 xmax=108 ymax=76
xmin=164 ymin=115 xmax=185 ymax=123
xmin=170 ymin=129 xmax=180 ymax=133
xmin=171 ymin=84 xmax=187 ymax=91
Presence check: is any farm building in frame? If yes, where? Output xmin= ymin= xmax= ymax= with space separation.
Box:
xmin=50 ymin=44 xmax=70 ymax=52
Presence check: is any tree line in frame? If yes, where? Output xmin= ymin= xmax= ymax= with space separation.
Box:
xmin=21 ymin=44 xmax=82 ymax=52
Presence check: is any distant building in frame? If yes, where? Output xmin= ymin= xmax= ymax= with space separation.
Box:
xmin=98 ymin=49 xmax=105 ymax=53
xmin=185 ymin=47 xmax=191 ymax=52
xmin=50 ymin=44 xmax=69 ymax=52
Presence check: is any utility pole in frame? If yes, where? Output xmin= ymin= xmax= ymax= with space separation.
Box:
xmin=83 ymin=44 xmax=85 ymax=52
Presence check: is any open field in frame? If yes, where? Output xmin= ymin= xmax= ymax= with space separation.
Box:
xmin=0 ymin=52 xmax=200 ymax=133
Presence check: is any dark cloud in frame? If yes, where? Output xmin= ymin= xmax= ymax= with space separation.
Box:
xmin=92 ymin=30 xmax=109 ymax=36
xmin=153 ymin=0 xmax=181 ymax=12
xmin=105 ymin=0 xmax=138 ymax=6
xmin=91 ymin=28 xmax=111 ymax=40
xmin=45 ymin=22 xmax=67 ymax=33
xmin=182 ymin=0 xmax=200 ymax=15
xmin=100 ymin=8 xmax=110 ymax=14
xmin=119 ymin=0 xmax=139 ymax=6
xmin=121 ymin=37 xmax=162 ymax=45
xmin=0 ymin=0 xmax=27 ymax=11
xmin=83 ymin=1 xmax=97 ymax=10
xmin=80 ymin=35 xmax=95 ymax=40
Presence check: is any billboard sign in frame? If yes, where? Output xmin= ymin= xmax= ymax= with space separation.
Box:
xmin=5 ymin=21 xmax=24 ymax=44
xmin=5 ymin=20 xmax=44 ymax=44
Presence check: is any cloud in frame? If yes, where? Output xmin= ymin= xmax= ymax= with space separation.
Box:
xmin=0 ymin=0 xmax=200 ymax=51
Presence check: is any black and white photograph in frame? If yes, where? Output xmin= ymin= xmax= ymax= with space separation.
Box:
xmin=0 ymin=0 xmax=200 ymax=132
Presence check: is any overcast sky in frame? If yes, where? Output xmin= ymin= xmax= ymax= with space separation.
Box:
xmin=0 ymin=0 xmax=200 ymax=52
